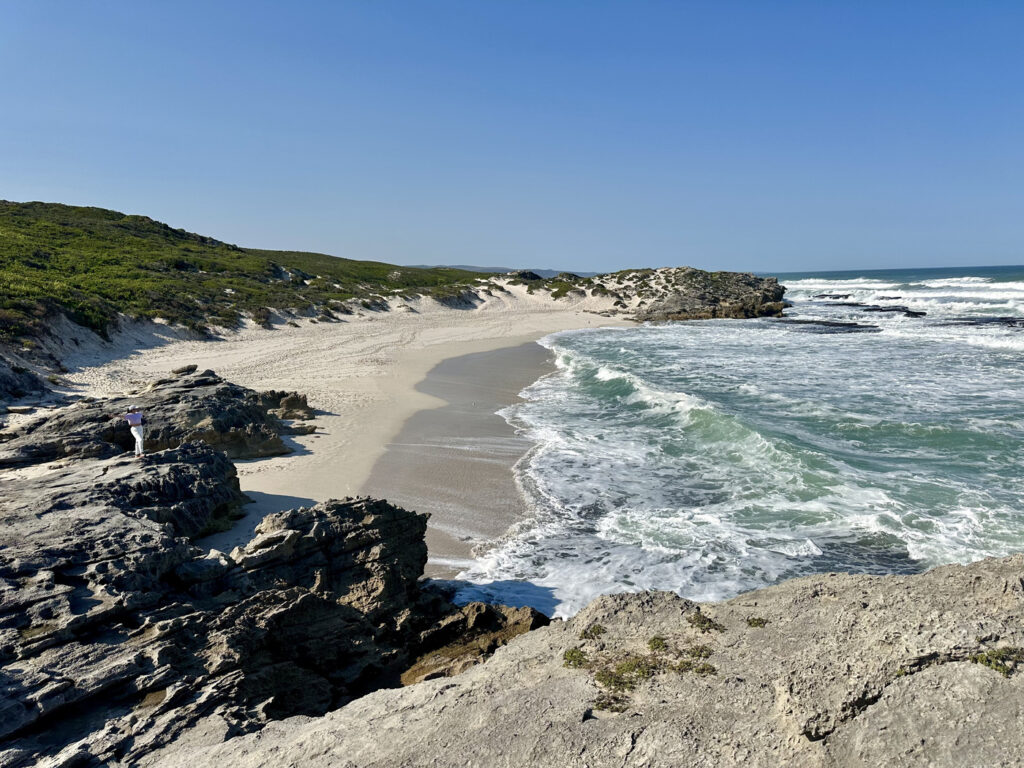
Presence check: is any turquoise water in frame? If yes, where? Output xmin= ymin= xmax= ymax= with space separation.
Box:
xmin=458 ymin=265 xmax=1024 ymax=617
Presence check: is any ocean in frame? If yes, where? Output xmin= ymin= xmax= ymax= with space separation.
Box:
xmin=456 ymin=265 xmax=1024 ymax=618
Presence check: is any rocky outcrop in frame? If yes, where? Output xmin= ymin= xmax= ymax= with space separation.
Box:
xmin=402 ymin=602 xmax=550 ymax=685
xmin=0 ymin=378 xmax=545 ymax=767
xmin=142 ymin=555 xmax=1024 ymax=768
xmin=633 ymin=269 xmax=786 ymax=321
xmin=0 ymin=456 xmax=434 ymax=768
xmin=0 ymin=368 xmax=315 ymax=467
xmin=0 ymin=357 xmax=46 ymax=404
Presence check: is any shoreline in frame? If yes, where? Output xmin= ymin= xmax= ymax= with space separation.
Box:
xmin=361 ymin=341 xmax=553 ymax=577
xmin=57 ymin=293 xmax=632 ymax=554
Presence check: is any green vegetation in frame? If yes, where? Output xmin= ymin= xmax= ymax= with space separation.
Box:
xmin=593 ymin=692 xmax=629 ymax=713
xmin=684 ymin=644 xmax=713 ymax=659
xmin=594 ymin=654 xmax=664 ymax=692
xmin=969 ymin=647 xmax=1024 ymax=678
xmin=562 ymin=630 xmax=724 ymax=714
xmin=746 ymin=617 xmax=768 ymax=628
xmin=686 ymin=610 xmax=726 ymax=634
xmin=563 ymin=647 xmax=589 ymax=669
xmin=647 ymin=635 xmax=668 ymax=652
xmin=0 ymin=201 xmax=481 ymax=343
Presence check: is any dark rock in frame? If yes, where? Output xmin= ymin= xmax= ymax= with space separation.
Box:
xmin=0 ymin=356 xmax=46 ymax=402
xmin=1 ymin=470 xmax=409 ymax=766
xmin=772 ymin=318 xmax=882 ymax=333
xmin=940 ymin=316 xmax=1024 ymax=329
xmin=402 ymin=603 xmax=551 ymax=684
xmin=0 ymin=370 xmax=314 ymax=468
xmin=0 ymin=383 xmax=542 ymax=766
xmin=813 ymin=293 xmax=853 ymax=299
xmin=252 ymin=390 xmax=315 ymax=421
xmin=862 ymin=305 xmax=927 ymax=318
xmin=634 ymin=270 xmax=786 ymax=322
xmin=172 ymin=364 xmax=198 ymax=375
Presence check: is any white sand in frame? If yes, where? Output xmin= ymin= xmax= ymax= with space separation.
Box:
xmin=60 ymin=284 xmax=632 ymax=541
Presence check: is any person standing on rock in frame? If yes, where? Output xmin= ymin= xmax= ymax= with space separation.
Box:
xmin=119 ymin=406 xmax=145 ymax=458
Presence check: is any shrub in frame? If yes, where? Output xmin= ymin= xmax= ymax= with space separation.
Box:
xmin=563 ymin=647 xmax=589 ymax=669
xmin=648 ymin=636 xmax=668 ymax=652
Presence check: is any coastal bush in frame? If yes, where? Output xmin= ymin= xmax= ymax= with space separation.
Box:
xmin=579 ymin=623 xmax=606 ymax=640
xmin=746 ymin=617 xmax=768 ymax=628
xmin=0 ymin=201 xmax=481 ymax=344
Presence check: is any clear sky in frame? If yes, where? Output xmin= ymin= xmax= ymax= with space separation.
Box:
xmin=2 ymin=1 xmax=1021 ymax=273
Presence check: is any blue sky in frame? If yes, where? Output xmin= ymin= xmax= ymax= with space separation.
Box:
xmin=2 ymin=1 xmax=1021 ymax=273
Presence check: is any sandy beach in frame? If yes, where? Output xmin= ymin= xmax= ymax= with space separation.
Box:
xmin=362 ymin=341 xmax=552 ymax=575
xmin=59 ymin=285 xmax=632 ymax=562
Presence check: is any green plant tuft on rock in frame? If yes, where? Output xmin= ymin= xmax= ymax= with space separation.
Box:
xmin=970 ymin=647 xmax=1024 ymax=678
xmin=648 ymin=635 xmax=668 ymax=652
xmin=579 ymin=623 xmax=606 ymax=640
xmin=746 ymin=617 xmax=768 ymax=628
xmin=563 ymin=647 xmax=589 ymax=669
xmin=685 ymin=644 xmax=713 ymax=659
xmin=686 ymin=610 xmax=725 ymax=634
xmin=593 ymin=653 xmax=664 ymax=692
xmin=593 ymin=693 xmax=629 ymax=713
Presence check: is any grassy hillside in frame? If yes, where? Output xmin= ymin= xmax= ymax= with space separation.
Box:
xmin=0 ymin=201 xmax=481 ymax=343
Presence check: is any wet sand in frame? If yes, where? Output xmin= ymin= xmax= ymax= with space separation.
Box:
xmin=360 ymin=341 xmax=553 ymax=576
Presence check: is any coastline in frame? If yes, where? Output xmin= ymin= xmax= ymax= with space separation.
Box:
xmin=361 ymin=341 xmax=553 ymax=577
xmin=60 ymin=291 xmax=632 ymax=553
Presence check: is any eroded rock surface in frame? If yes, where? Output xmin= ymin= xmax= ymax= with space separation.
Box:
xmin=0 ymin=368 xmax=315 ymax=467
xmin=632 ymin=269 xmax=786 ymax=321
xmin=0 ymin=481 xmax=439 ymax=766
xmin=143 ymin=556 xmax=1024 ymax=768
xmin=0 ymin=357 xmax=45 ymax=405
xmin=0 ymin=378 xmax=543 ymax=767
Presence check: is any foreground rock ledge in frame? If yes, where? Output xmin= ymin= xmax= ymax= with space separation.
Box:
xmin=143 ymin=555 xmax=1024 ymax=768
xmin=0 ymin=373 xmax=546 ymax=767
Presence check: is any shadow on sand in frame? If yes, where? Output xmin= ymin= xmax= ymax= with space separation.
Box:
xmin=196 ymin=490 xmax=318 ymax=553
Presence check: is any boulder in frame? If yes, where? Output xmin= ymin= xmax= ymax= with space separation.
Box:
xmin=0 ymin=370 xmax=315 ymax=468
xmin=0 ymin=356 xmax=46 ymax=402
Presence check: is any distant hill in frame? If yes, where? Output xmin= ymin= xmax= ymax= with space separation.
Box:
xmin=0 ymin=201 xmax=481 ymax=342
xmin=409 ymin=264 xmax=601 ymax=279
